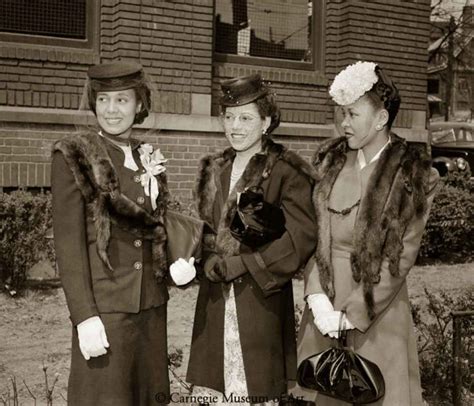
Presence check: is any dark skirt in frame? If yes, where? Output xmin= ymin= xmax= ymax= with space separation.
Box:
xmin=68 ymin=305 xmax=169 ymax=406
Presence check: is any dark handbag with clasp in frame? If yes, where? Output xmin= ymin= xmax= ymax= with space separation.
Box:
xmin=297 ymin=313 xmax=385 ymax=404
xmin=230 ymin=186 xmax=286 ymax=248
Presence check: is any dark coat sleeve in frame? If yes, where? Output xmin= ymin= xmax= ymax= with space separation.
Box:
xmin=51 ymin=151 xmax=99 ymax=325
xmin=226 ymin=164 xmax=318 ymax=296
xmin=342 ymin=168 xmax=440 ymax=332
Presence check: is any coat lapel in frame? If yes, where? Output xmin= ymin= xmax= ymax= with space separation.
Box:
xmin=218 ymin=160 xmax=232 ymax=212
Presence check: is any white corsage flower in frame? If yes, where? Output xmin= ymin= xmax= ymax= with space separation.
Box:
xmin=329 ymin=61 xmax=378 ymax=106
xmin=138 ymin=143 xmax=167 ymax=211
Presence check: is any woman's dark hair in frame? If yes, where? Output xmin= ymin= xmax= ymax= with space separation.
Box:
xmin=255 ymin=93 xmax=281 ymax=135
xmin=221 ymin=93 xmax=281 ymax=135
xmin=88 ymin=83 xmax=151 ymax=125
xmin=365 ymin=66 xmax=401 ymax=129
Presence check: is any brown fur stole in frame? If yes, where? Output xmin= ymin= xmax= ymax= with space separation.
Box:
xmin=312 ymin=134 xmax=432 ymax=319
xmin=195 ymin=139 xmax=315 ymax=257
xmin=52 ymin=131 xmax=169 ymax=280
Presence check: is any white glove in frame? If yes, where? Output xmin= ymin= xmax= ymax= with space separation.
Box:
xmin=170 ymin=257 xmax=196 ymax=286
xmin=314 ymin=311 xmax=355 ymax=338
xmin=307 ymin=293 xmax=334 ymax=315
xmin=307 ymin=294 xmax=354 ymax=338
xmin=77 ymin=316 xmax=109 ymax=360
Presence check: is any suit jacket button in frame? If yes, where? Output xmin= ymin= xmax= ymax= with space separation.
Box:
xmin=133 ymin=239 xmax=142 ymax=248
xmin=137 ymin=196 xmax=145 ymax=205
xmin=133 ymin=261 xmax=143 ymax=270
xmin=134 ymin=175 xmax=141 ymax=183
xmin=236 ymin=277 xmax=242 ymax=283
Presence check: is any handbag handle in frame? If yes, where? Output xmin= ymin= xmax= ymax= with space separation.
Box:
xmin=337 ymin=311 xmax=348 ymax=348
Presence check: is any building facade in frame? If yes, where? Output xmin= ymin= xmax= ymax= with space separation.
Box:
xmin=428 ymin=1 xmax=474 ymax=119
xmin=0 ymin=0 xmax=431 ymax=197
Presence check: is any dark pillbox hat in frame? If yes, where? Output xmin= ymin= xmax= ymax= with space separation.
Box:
xmin=87 ymin=61 xmax=144 ymax=92
xmin=220 ymin=73 xmax=269 ymax=107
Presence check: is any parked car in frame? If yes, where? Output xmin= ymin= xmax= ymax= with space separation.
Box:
xmin=430 ymin=121 xmax=474 ymax=177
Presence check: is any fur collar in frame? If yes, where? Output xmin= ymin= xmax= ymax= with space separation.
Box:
xmin=312 ymin=134 xmax=432 ymax=319
xmin=53 ymin=131 xmax=169 ymax=280
xmin=195 ymin=139 xmax=315 ymax=256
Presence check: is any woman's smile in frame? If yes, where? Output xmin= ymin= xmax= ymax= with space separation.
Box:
xmin=105 ymin=117 xmax=122 ymax=124
xmin=230 ymin=133 xmax=247 ymax=139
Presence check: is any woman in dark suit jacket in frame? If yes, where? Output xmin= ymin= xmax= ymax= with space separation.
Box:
xmin=181 ymin=74 xmax=317 ymax=402
xmin=52 ymin=61 xmax=170 ymax=405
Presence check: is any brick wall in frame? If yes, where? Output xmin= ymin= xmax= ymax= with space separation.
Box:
xmin=0 ymin=123 xmax=56 ymax=188
xmin=0 ymin=55 xmax=92 ymax=110
xmin=0 ymin=0 xmax=432 ymax=191
xmin=101 ymin=0 xmax=214 ymax=114
xmin=326 ymin=0 xmax=431 ymax=127
xmin=0 ymin=0 xmax=432 ymax=118
xmin=0 ymin=0 xmax=214 ymax=114
xmin=0 ymin=0 xmax=432 ymax=117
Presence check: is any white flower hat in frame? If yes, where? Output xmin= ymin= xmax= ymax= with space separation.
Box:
xmin=329 ymin=61 xmax=379 ymax=106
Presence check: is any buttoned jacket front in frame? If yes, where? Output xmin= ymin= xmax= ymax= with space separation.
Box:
xmin=52 ymin=132 xmax=168 ymax=326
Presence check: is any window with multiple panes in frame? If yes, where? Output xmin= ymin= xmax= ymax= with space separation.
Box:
xmin=214 ymin=0 xmax=323 ymax=70
xmin=0 ymin=0 xmax=96 ymax=49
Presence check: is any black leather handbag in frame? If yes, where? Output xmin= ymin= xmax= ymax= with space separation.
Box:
xmin=230 ymin=186 xmax=286 ymax=248
xmin=297 ymin=314 xmax=385 ymax=404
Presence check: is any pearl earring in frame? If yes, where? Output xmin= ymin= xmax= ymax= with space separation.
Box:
xmin=376 ymin=125 xmax=383 ymax=131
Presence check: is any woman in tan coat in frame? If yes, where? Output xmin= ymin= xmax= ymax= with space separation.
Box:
xmin=296 ymin=62 xmax=439 ymax=405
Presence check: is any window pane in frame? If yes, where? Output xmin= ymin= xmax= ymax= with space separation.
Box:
xmin=427 ymin=79 xmax=440 ymax=94
xmin=215 ymin=0 xmax=313 ymax=62
xmin=0 ymin=0 xmax=86 ymax=39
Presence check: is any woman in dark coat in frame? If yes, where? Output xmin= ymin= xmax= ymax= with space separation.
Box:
xmin=52 ymin=61 xmax=170 ymax=406
xmin=183 ymin=74 xmax=317 ymax=402
xmin=296 ymin=62 xmax=439 ymax=405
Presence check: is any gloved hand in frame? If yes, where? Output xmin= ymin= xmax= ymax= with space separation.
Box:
xmin=77 ymin=316 xmax=109 ymax=360
xmin=307 ymin=294 xmax=354 ymax=338
xmin=170 ymin=257 xmax=196 ymax=286
xmin=307 ymin=293 xmax=334 ymax=315
xmin=203 ymin=254 xmax=227 ymax=283
xmin=314 ymin=311 xmax=354 ymax=338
